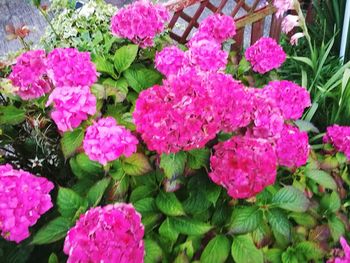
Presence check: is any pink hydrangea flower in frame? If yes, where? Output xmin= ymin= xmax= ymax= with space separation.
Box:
xmin=155 ymin=46 xmax=188 ymax=76
xmin=328 ymin=237 xmax=350 ymax=263
xmin=187 ymin=40 xmax=228 ymax=71
xmin=282 ymin=15 xmax=300 ymax=34
xmin=64 ymin=203 xmax=144 ymax=263
xmin=276 ymin=124 xmax=309 ymax=168
xmin=133 ymin=69 xmax=221 ymax=154
xmin=209 ymin=136 xmax=277 ymax=199
xmin=83 ymin=117 xmax=138 ymax=165
xmin=249 ymin=88 xmax=284 ymax=139
xmin=245 ymin=37 xmax=286 ymax=74
xmin=207 ymin=73 xmax=253 ymax=132
xmin=274 ymin=0 xmax=294 ymax=18
xmin=110 ymin=0 xmax=169 ymax=48
xmin=9 ymin=50 xmax=51 ymax=100
xmin=263 ymin=80 xmax=311 ymax=120
xmin=189 ymin=14 xmax=236 ymax=44
xmin=0 ymin=164 xmax=54 ymax=243
xmin=46 ymin=86 xmax=96 ymax=132
xmin=47 ymin=48 xmax=97 ymax=87
xmin=324 ymin=125 xmax=350 ymax=160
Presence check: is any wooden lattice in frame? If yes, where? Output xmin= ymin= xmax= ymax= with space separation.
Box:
xmin=164 ymin=0 xmax=282 ymax=53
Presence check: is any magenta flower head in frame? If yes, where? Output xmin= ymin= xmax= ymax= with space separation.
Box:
xmin=245 ymin=37 xmax=286 ymax=74
xmin=9 ymin=49 xmax=51 ymax=100
xmin=64 ymin=203 xmax=144 ymax=263
xmin=47 ymin=48 xmax=97 ymax=87
xmin=249 ymin=88 xmax=284 ymax=139
xmin=189 ymin=14 xmax=236 ymax=45
xmin=207 ymin=72 xmax=253 ymax=132
xmin=276 ymin=124 xmax=310 ymax=168
xmin=133 ymin=69 xmax=221 ymax=154
xmin=155 ymin=46 xmax=188 ymax=77
xmin=46 ymin=86 xmax=96 ymax=132
xmin=324 ymin=125 xmax=350 ymax=160
xmin=209 ymin=136 xmax=277 ymax=199
xmin=83 ymin=117 xmax=138 ymax=166
xmin=111 ymin=0 xmax=169 ymax=48
xmin=187 ymin=39 xmax=228 ymax=71
xmin=327 ymin=236 xmax=350 ymax=263
xmin=0 ymin=164 xmax=54 ymax=243
xmin=263 ymin=80 xmax=311 ymax=120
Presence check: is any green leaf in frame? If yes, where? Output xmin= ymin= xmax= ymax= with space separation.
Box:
xmin=200 ymin=235 xmax=230 ymax=263
xmin=114 ymin=44 xmax=138 ymax=73
xmin=183 ymin=190 xmax=211 ymax=215
xmin=304 ymin=169 xmax=337 ymax=190
xmin=93 ymin=56 xmax=116 ymax=78
xmin=281 ymin=247 xmax=298 ymax=263
xmin=272 ymin=186 xmax=310 ymax=212
xmin=187 ymin=148 xmax=210 ymax=170
xmin=169 ymin=217 xmax=212 ymax=236
xmin=320 ymin=191 xmax=341 ymax=214
xmin=289 ymin=212 xmax=317 ymax=228
xmin=124 ymin=66 xmax=162 ymax=93
xmin=86 ymin=177 xmax=111 ymax=207
xmin=231 ymin=234 xmax=263 ymax=263
xmin=328 ymin=215 xmax=345 ymax=241
xmin=144 ymin=239 xmax=163 ymax=263
xmin=0 ymin=105 xmax=25 ymax=125
xmin=267 ymin=209 xmax=291 ymax=240
xmin=31 ymin=217 xmax=71 ymax=245
xmin=294 ymin=120 xmax=319 ymax=133
xmin=48 ymin=253 xmax=59 ymax=263
xmin=76 ymin=153 xmax=103 ymax=175
xmin=159 ymin=217 xmax=179 ymax=242
xmin=60 ymin=128 xmax=84 ymax=158
xmin=156 ymin=191 xmax=185 ymax=216
xmin=160 ymin=152 xmax=187 ymax=179
xmin=121 ymin=153 xmax=152 ymax=176
xmin=229 ymin=206 xmax=263 ymax=234
xmin=264 ymin=248 xmax=282 ymax=263
xmin=295 ymin=241 xmax=324 ymax=260
xmin=103 ymin=77 xmax=128 ymax=97
xmin=69 ymin=157 xmax=85 ymax=180
xmin=134 ymin=197 xmax=158 ymax=214
xmin=57 ymin=187 xmax=87 ymax=218
xmin=130 ymin=185 xmax=155 ymax=203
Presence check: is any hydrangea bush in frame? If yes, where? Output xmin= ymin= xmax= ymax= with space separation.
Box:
xmin=0 ymin=0 xmax=350 ymax=262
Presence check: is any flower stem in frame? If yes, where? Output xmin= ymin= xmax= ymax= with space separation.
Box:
xmin=38 ymin=7 xmax=60 ymax=40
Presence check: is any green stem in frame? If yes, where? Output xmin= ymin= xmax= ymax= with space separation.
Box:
xmin=293 ymin=0 xmax=313 ymax=53
xmin=38 ymin=7 xmax=60 ymax=39
xmin=18 ymin=37 xmax=30 ymax=51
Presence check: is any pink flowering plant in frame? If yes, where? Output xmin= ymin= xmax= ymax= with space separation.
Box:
xmin=0 ymin=0 xmax=350 ymax=262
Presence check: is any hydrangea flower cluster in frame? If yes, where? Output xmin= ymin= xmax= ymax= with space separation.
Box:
xmin=63 ymin=203 xmax=144 ymax=263
xmin=46 ymin=48 xmax=97 ymax=87
xmin=263 ymin=80 xmax=311 ymax=120
xmin=155 ymin=46 xmax=188 ymax=77
xmin=249 ymin=88 xmax=285 ymax=139
xmin=208 ymin=73 xmax=252 ymax=132
xmin=46 ymin=86 xmax=96 ymax=132
xmin=155 ymin=14 xmax=236 ymax=76
xmin=245 ymin=37 xmax=286 ymax=74
xmin=134 ymin=69 xmax=221 ymax=153
xmin=189 ymin=13 xmax=236 ymax=44
xmin=187 ymin=40 xmax=228 ymax=71
xmin=110 ymin=0 xmax=169 ymax=48
xmin=324 ymin=125 xmax=350 ymax=159
xmin=0 ymin=164 xmax=54 ymax=243
xmin=209 ymin=136 xmax=277 ymax=199
xmin=276 ymin=124 xmax=309 ymax=168
xmin=9 ymin=50 xmax=51 ymax=100
xmin=328 ymin=237 xmax=350 ymax=263
xmin=83 ymin=117 xmax=138 ymax=165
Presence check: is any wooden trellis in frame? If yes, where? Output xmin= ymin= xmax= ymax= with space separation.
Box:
xmin=164 ymin=0 xmax=282 ymax=53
